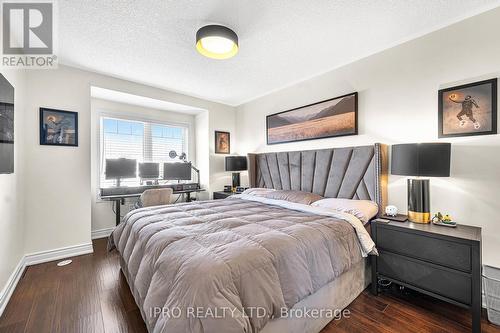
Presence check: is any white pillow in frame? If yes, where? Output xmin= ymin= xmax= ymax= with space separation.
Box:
xmin=311 ymin=198 xmax=379 ymax=223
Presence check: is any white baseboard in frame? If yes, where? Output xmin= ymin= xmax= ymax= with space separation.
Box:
xmin=24 ymin=243 xmax=94 ymax=266
xmin=0 ymin=242 xmax=94 ymax=317
xmin=91 ymin=227 xmax=114 ymax=240
xmin=0 ymin=256 xmax=26 ymax=317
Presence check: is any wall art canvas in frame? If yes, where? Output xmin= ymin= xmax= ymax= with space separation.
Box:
xmin=266 ymin=92 xmax=358 ymax=144
xmin=40 ymin=108 xmax=79 ymax=146
xmin=438 ymin=78 xmax=497 ymax=138
xmin=0 ymin=74 xmax=14 ymax=174
xmin=215 ymin=131 xmax=230 ymax=154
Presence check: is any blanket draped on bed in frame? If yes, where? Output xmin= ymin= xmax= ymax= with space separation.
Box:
xmin=109 ymin=197 xmax=369 ymax=333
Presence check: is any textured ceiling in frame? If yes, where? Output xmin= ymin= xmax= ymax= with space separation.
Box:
xmin=59 ymin=0 xmax=500 ymax=106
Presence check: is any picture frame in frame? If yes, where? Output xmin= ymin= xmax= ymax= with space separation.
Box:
xmin=39 ymin=108 xmax=79 ymax=147
xmin=215 ymin=130 xmax=230 ymax=154
xmin=266 ymin=92 xmax=358 ymax=145
xmin=438 ymin=78 xmax=497 ymax=138
xmin=0 ymin=73 xmax=14 ymax=174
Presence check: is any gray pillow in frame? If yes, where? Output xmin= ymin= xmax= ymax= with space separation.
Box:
xmin=261 ymin=190 xmax=323 ymax=205
xmin=241 ymin=188 xmax=276 ymax=196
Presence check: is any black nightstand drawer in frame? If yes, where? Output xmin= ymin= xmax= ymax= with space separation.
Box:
xmin=378 ymin=251 xmax=472 ymax=305
xmin=372 ymin=221 xmax=481 ymax=332
xmin=377 ymin=227 xmax=471 ymax=272
xmin=213 ymin=191 xmax=233 ymax=200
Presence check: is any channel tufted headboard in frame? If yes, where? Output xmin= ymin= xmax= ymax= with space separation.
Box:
xmin=247 ymin=143 xmax=388 ymax=211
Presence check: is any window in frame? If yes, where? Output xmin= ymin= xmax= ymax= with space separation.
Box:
xmin=99 ymin=116 xmax=188 ymax=187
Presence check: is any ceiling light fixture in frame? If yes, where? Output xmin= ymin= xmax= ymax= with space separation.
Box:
xmin=196 ymin=25 xmax=238 ymax=60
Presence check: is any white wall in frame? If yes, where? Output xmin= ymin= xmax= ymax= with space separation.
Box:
xmin=209 ymin=109 xmax=240 ymax=193
xmin=23 ymin=65 xmax=236 ymax=254
xmin=0 ymin=69 xmax=26 ymax=296
xmin=90 ymin=98 xmax=198 ymax=232
xmin=195 ymin=111 xmax=210 ymax=199
xmin=236 ymin=7 xmax=500 ymax=267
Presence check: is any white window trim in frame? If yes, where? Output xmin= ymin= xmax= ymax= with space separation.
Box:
xmin=95 ymin=109 xmax=193 ymax=201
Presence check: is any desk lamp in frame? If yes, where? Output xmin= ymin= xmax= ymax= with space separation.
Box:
xmin=225 ymin=156 xmax=248 ymax=190
xmin=391 ymin=143 xmax=451 ymax=223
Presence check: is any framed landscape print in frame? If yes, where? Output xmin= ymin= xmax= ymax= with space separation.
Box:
xmin=40 ymin=108 xmax=79 ymax=146
xmin=215 ymin=130 xmax=230 ymax=154
xmin=266 ymin=92 xmax=358 ymax=145
xmin=438 ymin=78 xmax=497 ymax=138
xmin=0 ymin=74 xmax=14 ymax=174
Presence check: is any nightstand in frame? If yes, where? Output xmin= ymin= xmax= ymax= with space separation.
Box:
xmin=371 ymin=221 xmax=482 ymax=333
xmin=213 ymin=191 xmax=234 ymax=200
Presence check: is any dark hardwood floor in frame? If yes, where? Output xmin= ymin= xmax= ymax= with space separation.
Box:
xmin=0 ymin=238 xmax=499 ymax=333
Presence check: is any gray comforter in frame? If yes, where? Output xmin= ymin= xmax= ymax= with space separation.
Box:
xmin=109 ymin=197 xmax=365 ymax=333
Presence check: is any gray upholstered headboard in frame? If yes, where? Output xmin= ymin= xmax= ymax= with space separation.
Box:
xmin=247 ymin=143 xmax=388 ymax=211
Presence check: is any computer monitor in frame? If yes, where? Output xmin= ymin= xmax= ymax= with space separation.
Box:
xmin=163 ymin=162 xmax=192 ymax=180
xmin=105 ymin=158 xmax=137 ymax=180
xmin=139 ymin=162 xmax=159 ymax=179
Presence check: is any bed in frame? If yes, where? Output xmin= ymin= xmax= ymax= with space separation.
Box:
xmin=109 ymin=143 xmax=388 ymax=333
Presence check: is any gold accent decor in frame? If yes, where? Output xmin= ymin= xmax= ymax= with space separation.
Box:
xmin=378 ymin=143 xmax=389 ymax=211
xmin=408 ymin=211 xmax=431 ymax=224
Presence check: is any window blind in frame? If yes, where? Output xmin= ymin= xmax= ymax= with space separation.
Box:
xmin=99 ymin=116 xmax=188 ymax=187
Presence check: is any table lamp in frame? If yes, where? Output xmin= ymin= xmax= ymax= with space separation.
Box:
xmin=391 ymin=143 xmax=451 ymax=223
xmin=225 ymin=156 xmax=248 ymax=189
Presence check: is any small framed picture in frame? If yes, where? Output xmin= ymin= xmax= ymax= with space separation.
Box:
xmin=40 ymin=108 xmax=79 ymax=147
xmin=215 ymin=131 xmax=230 ymax=154
xmin=438 ymin=78 xmax=497 ymax=138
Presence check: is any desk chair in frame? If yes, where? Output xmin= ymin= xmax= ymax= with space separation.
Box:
xmin=135 ymin=188 xmax=173 ymax=208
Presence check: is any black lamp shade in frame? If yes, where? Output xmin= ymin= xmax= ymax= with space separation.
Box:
xmin=225 ymin=156 xmax=248 ymax=172
xmin=391 ymin=143 xmax=451 ymax=177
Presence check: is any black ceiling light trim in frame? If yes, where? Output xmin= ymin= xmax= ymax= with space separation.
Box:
xmin=196 ymin=25 xmax=239 ymax=59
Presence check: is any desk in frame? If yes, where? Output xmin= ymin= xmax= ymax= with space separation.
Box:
xmin=101 ymin=188 xmax=205 ymax=226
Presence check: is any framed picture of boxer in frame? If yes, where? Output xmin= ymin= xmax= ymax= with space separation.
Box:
xmin=438 ymin=78 xmax=497 ymax=138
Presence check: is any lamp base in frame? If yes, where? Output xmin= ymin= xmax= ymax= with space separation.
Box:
xmin=407 ymin=179 xmax=431 ymax=224
xmin=408 ymin=211 xmax=431 ymax=224
xmin=232 ymin=172 xmax=241 ymax=189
